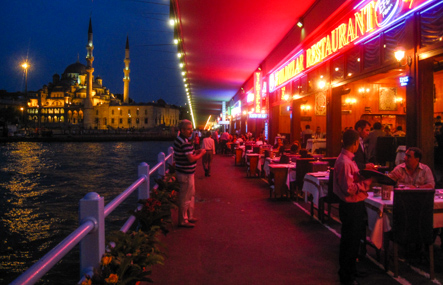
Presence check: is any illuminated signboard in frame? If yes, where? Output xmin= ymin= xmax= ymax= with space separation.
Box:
xmin=399 ymin=76 xmax=409 ymax=86
xmin=249 ymin=113 xmax=268 ymax=119
xmin=254 ymin=72 xmax=262 ymax=113
xmin=246 ymin=92 xmax=254 ymax=103
xmin=262 ymin=81 xmax=267 ymax=98
xmin=269 ymin=51 xmax=304 ymax=92
xmin=376 ymin=0 xmax=400 ymax=27
xmin=269 ymin=0 xmax=428 ymax=92
xmin=306 ymin=1 xmax=380 ymax=68
xmin=231 ymin=101 xmax=241 ymax=117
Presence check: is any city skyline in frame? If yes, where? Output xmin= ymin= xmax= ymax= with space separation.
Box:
xmin=0 ymin=0 xmax=186 ymax=106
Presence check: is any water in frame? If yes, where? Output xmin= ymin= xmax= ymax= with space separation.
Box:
xmin=0 ymin=141 xmax=173 ymax=284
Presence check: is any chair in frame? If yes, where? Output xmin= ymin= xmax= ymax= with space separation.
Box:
xmin=386 ymin=189 xmax=435 ymax=279
xmin=279 ymin=154 xmax=290 ymax=164
xmin=269 ymin=166 xmax=289 ymax=198
xmin=321 ymin=157 xmax=337 ymax=167
xmin=310 ymin=161 xmax=328 ymax=172
xmin=318 ymin=168 xmax=341 ymax=223
xmin=253 ymin=146 xmax=260 ymax=153
xmin=295 ymin=158 xmax=315 ymax=200
xmin=234 ymin=147 xmax=243 ymax=166
xmin=246 ymin=155 xmax=259 ymax=177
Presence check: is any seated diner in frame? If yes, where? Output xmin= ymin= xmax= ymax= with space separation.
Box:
xmin=387 ymin=147 xmax=435 ymax=188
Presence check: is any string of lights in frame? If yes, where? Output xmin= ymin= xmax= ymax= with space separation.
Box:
xmin=169 ymin=2 xmax=196 ymax=128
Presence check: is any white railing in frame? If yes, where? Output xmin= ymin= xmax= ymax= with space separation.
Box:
xmin=10 ymin=147 xmax=174 ymax=285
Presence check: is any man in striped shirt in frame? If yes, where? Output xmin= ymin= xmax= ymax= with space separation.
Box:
xmin=174 ymin=120 xmax=206 ymax=228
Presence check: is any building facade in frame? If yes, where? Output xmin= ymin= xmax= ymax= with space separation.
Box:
xmin=27 ymin=19 xmax=180 ymax=132
xmin=226 ymin=0 xmax=443 ymax=168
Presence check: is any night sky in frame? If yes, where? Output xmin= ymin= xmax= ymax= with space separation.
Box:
xmin=0 ymin=0 xmax=187 ymax=106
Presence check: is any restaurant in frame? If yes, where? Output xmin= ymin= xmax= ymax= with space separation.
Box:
xmin=227 ymin=0 xmax=443 ymax=169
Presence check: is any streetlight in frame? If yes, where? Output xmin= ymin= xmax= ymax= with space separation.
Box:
xmin=21 ymin=62 xmax=29 ymax=96
xmin=20 ymin=107 xmax=24 ymax=126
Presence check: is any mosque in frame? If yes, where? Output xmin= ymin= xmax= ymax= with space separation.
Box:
xmin=26 ymin=19 xmax=180 ymax=131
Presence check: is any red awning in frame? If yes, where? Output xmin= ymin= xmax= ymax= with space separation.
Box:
xmin=174 ymin=0 xmax=317 ymax=128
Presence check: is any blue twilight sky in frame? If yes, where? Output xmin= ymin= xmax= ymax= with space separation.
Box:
xmin=0 ymin=0 xmax=187 ymax=106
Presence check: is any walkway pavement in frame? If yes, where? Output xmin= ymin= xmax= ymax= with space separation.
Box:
xmin=149 ymin=154 xmax=441 ymax=285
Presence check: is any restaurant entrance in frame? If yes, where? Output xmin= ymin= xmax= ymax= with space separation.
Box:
xmin=433 ymin=55 xmax=443 ymax=182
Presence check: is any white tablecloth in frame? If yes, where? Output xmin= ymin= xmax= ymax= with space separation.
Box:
xmin=302 ymin=173 xmax=329 ymax=205
xmin=365 ymin=190 xmax=443 ymax=249
xmin=306 ymin=139 xmax=326 ymax=153
xmin=264 ymin=157 xmax=281 ymax=176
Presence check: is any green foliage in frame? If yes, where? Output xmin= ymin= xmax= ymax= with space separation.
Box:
xmin=84 ymin=230 xmax=164 ymax=285
xmin=133 ymin=170 xmax=179 ymax=235
xmin=82 ymin=170 xmax=180 ymax=285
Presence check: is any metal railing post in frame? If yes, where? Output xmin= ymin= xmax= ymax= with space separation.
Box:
xmin=79 ymin=192 xmax=105 ymax=278
xmin=168 ymin=146 xmax=174 ymax=165
xmin=138 ymin=162 xmax=150 ymax=200
xmin=158 ymin=152 xmax=165 ymax=178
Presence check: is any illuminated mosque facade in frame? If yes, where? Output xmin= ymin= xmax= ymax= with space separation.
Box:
xmin=27 ymin=19 xmax=180 ymax=130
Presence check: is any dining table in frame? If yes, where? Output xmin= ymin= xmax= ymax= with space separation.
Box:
xmin=306 ymin=138 xmax=326 ymax=154
xmin=263 ymin=156 xmax=280 ymax=177
xmin=301 ymin=172 xmax=330 ymax=216
xmin=365 ymin=190 xmax=443 ymax=249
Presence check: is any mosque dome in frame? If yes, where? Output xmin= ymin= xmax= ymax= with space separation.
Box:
xmin=64 ymin=62 xmax=87 ymax=75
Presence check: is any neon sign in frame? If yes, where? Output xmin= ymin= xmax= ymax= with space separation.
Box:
xmin=249 ymin=113 xmax=268 ymax=119
xmin=306 ymin=1 xmax=379 ymax=68
xmin=269 ymin=0 xmax=429 ymax=92
xmin=376 ymin=0 xmax=400 ymax=26
xmin=261 ymin=81 xmax=267 ymax=98
xmin=254 ymin=72 xmax=262 ymax=113
xmin=269 ymin=52 xmax=304 ymax=92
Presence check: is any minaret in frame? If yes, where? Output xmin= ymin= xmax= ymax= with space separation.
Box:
xmin=123 ymin=36 xmax=130 ymax=104
xmin=84 ymin=18 xmax=95 ymax=129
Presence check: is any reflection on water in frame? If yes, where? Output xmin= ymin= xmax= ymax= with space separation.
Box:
xmin=0 ymin=141 xmax=173 ymax=284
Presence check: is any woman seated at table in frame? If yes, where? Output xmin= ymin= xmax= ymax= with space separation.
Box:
xmin=290 ymin=140 xmax=301 ymax=154
xmin=274 ymin=137 xmax=284 ymax=149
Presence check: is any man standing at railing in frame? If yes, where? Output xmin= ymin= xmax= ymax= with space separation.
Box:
xmin=174 ymin=120 xmax=206 ymax=228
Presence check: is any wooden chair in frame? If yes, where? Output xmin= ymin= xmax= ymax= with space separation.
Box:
xmin=318 ymin=168 xmax=341 ymax=223
xmin=386 ymin=189 xmax=435 ymax=279
xmin=246 ymin=155 xmax=259 ymax=177
xmin=310 ymin=161 xmax=328 ymax=172
xmin=321 ymin=157 xmax=337 ymax=167
xmin=234 ymin=147 xmax=243 ymax=166
xmin=269 ymin=166 xmax=289 ymax=198
xmin=295 ymin=158 xmax=315 ymax=200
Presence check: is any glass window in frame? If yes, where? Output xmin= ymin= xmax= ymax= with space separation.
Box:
xmin=347 ymin=46 xmax=361 ymax=77
xmin=363 ymin=37 xmax=379 ymax=70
